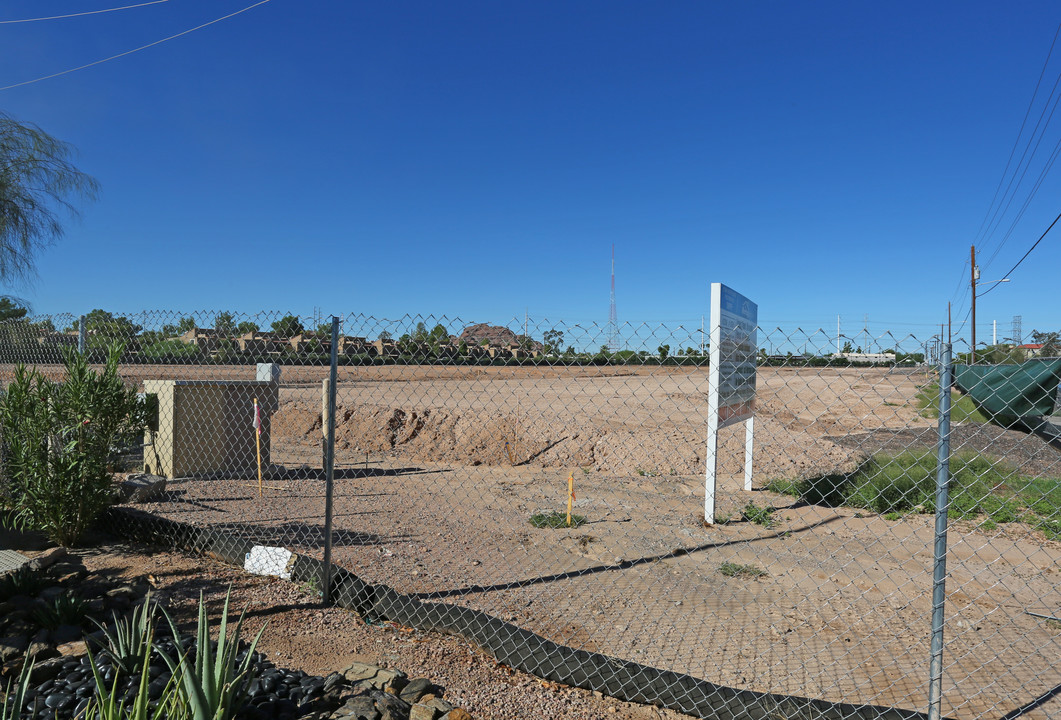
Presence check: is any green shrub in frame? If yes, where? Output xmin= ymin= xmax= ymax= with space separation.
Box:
xmin=740 ymin=502 xmax=776 ymax=528
xmin=773 ymin=450 xmax=1054 ymax=530
xmin=719 ymin=561 xmax=767 ymax=579
xmin=529 ymin=510 xmax=587 ymax=528
xmin=0 ymin=345 xmax=146 ymax=545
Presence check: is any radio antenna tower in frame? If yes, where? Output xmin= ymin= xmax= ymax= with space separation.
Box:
xmin=607 ymin=245 xmax=619 ymax=351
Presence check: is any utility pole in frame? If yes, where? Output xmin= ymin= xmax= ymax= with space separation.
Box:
xmin=837 ymin=315 xmax=841 ymax=355
xmin=971 ymin=245 xmax=978 ymax=364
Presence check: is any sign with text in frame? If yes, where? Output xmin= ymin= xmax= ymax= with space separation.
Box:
xmin=705 ymin=283 xmax=758 ymax=524
xmin=711 ymin=284 xmax=758 ymax=428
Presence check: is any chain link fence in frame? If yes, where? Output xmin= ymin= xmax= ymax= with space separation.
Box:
xmin=1 ymin=310 xmax=1060 ymax=720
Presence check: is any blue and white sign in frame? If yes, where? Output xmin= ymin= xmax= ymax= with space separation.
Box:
xmin=705 ymin=283 xmax=758 ymax=523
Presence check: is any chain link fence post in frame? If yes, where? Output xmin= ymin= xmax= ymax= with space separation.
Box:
xmin=929 ymin=342 xmax=952 ymax=720
xmin=78 ymin=314 xmax=86 ymax=354
xmin=322 ymin=316 xmax=340 ymax=605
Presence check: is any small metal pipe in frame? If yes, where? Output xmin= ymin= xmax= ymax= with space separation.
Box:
xmin=928 ymin=343 xmax=952 ymax=720
xmin=322 ymin=316 xmax=340 ymax=605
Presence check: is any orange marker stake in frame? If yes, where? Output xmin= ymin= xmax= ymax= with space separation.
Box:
xmin=567 ymin=471 xmax=575 ymax=527
xmin=253 ymin=398 xmax=262 ymax=497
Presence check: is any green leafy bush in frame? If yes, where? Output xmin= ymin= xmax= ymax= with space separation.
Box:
xmin=769 ymin=451 xmax=1048 ymax=529
xmin=0 ymin=345 xmax=146 ymax=545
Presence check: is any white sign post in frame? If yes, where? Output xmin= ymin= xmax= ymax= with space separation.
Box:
xmin=705 ymin=283 xmax=758 ymax=524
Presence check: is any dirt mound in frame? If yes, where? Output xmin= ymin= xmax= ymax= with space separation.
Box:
xmin=270 ymin=399 xmax=857 ymax=479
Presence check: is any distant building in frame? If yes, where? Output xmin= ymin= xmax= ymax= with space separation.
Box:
xmin=1018 ymin=344 xmax=1044 ymax=358
xmin=838 ymin=352 xmax=896 ymax=364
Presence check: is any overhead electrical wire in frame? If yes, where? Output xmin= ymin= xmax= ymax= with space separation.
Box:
xmin=979 ymin=208 xmax=1061 ymax=298
xmin=0 ymin=1 xmax=168 ymax=24
xmin=981 ymin=89 xmax=1061 ymax=264
xmin=973 ymin=21 xmax=1061 ymax=256
xmin=0 ymin=0 xmax=270 ymax=92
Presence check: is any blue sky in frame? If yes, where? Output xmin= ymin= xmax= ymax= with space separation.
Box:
xmin=1 ymin=1 xmax=1059 ymax=349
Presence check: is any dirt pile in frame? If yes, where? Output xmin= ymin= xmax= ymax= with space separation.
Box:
xmin=270 ymin=399 xmax=860 ymax=479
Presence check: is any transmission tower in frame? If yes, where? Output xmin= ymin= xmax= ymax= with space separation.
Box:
xmin=1012 ymin=315 xmax=1023 ymax=346
xmin=607 ymin=245 xmax=619 ymax=351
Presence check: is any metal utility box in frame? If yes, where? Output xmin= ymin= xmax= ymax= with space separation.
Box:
xmin=142 ymin=376 xmax=280 ymax=479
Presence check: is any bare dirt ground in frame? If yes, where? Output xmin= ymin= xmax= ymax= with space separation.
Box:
xmin=112 ymin=365 xmax=1061 ymax=720
xmin=9 ymin=362 xmax=1061 ymax=718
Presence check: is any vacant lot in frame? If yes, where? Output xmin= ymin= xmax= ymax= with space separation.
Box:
xmin=6 ymin=362 xmax=1060 ymax=716
xmin=96 ymin=363 xmax=1058 ymax=719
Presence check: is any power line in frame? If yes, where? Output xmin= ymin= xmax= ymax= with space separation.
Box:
xmin=0 ymin=1 xmax=168 ymax=24
xmin=974 ymin=21 xmax=1061 ymax=256
xmin=0 ymin=0 xmax=270 ymax=92
xmin=979 ymin=208 xmax=1061 ymax=298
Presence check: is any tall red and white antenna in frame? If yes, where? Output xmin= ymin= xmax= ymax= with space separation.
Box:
xmin=607 ymin=245 xmax=619 ymax=351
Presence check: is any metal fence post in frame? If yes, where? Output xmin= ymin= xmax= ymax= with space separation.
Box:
xmin=78 ymin=315 xmax=86 ymax=354
xmin=928 ymin=343 xmax=952 ymax=720
xmin=322 ymin=316 xmax=339 ymax=605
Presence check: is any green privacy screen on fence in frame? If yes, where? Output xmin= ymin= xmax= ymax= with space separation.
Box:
xmin=954 ymin=358 xmax=1061 ymax=422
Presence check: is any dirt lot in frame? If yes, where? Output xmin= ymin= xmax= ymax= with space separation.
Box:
xmin=7 ymin=362 xmax=1061 ymax=718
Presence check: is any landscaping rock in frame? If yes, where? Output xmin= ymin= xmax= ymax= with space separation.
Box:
xmin=408 ymin=704 xmax=440 ymax=720
xmin=398 ymin=678 xmax=433 ymax=704
xmin=0 ymin=635 xmax=28 ymax=662
xmin=118 ymin=474 xmax=168 ymax=504
xmin=27 ymin=547 xmax=67 ymax=572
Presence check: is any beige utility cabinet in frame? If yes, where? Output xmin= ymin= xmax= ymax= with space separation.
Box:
xmin=143 ymin=368 xmax=280 ymax=478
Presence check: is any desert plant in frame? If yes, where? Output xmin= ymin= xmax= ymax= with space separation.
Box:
xmin=529 ymin=510 xmax=587 ymax=529
xmin=160 ymin=588 xmax=265 ymax=720
xmin=0 ymin=564 xmax=50 ymax=601
xmin=31 ymin=590 xmax=89 ymax=630
xmin=86 ymin=619 xmax=183 ymax=720
xmin=93 ymin=593 xmax=159 ymax=676
xmin=719 ymin=561 xmax=768 ymax=579
xmin=741 ymin=502 xmax=777 ymax=528
xmin=0 ymin=344 xmax=146 ymax=545
xmin=0 ymin=658 xmax=37 ymax=720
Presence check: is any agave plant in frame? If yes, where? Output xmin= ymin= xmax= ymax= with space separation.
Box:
xmin=92 ymin=593 xmax=159 ymax=676
xmin=0 ymin=565 xmax=51 ymax=602
xmin=0 ymin=658 xmax=37 ymax=720
xmin=160 ymin=587 xmax=265 ymax=720
xmin=31 ymin=590 xmax=88 ymax=630
xmin=86 ymin=617 xmax=184 ymax=720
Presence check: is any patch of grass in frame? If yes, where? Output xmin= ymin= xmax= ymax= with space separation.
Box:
xmin=883 ymin=512 xmax=902 ymax=521
xmin=529 ymin=511 xmax=587 ymax=529
xmin=916 ymin=382 xmax=988 ymax=423
xmin=771 ymin=450 xmax=1061 ymax=533
xmin=765 ymin=478 xmax=802 ymax=496
xmin=741 ymin=502 xmax=777 ymax=528
xmin=719 ymin=561 xmax=768 ymax=579
xmin=1046 ymin=618 xmax=1061 ymax=632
